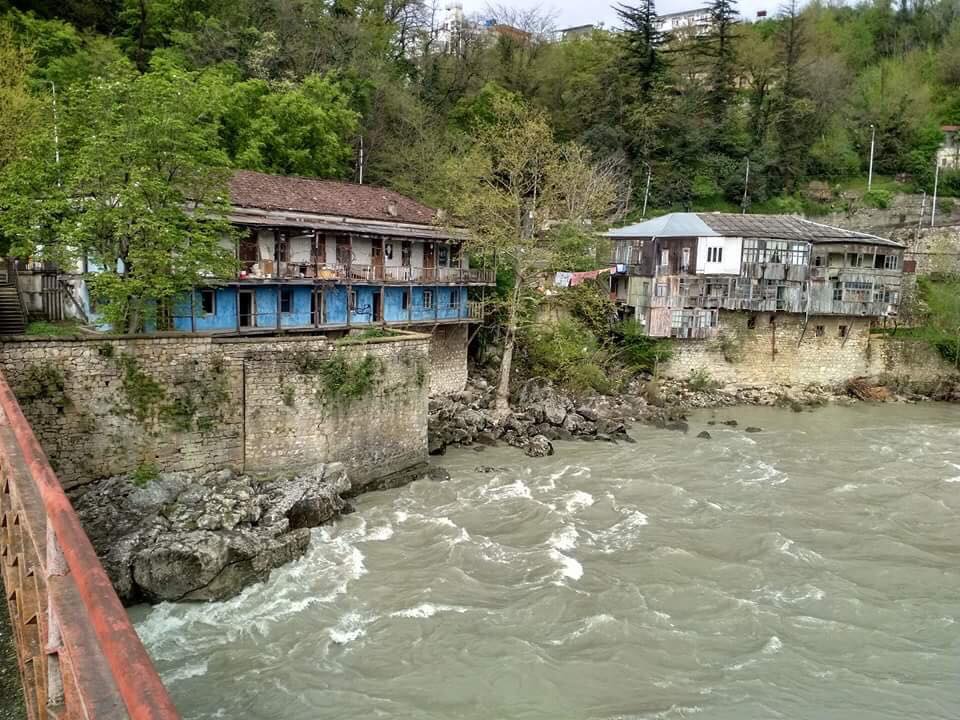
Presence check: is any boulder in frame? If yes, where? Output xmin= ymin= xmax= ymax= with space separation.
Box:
xmin=525 ymin=434 xmax=555 ymax=457
xmin=745 ymin=426 xmax=763 ymax=433
xmin=562 ymin=412 xmax=590 ymax=434
xmin=697 ymin=431 xmax=712 ymax=439
xmin=73 ymin=464 xmax=355 ymax=605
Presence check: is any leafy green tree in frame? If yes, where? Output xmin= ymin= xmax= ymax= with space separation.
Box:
xmin=0 ymin=63 xmax=236 ymax=332
xmin=218 ymin=74 xmax=359 ymax=177
xmin=446 ymin=95 xmax=625 ymax=412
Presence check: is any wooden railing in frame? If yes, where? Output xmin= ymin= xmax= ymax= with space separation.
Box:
xmin=0 ymin=370 xmax=179 ymax=720
xmin=238 ymin=262 xmax=495 ymax=285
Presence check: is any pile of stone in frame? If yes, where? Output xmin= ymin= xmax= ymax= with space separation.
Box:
xmin=74 ymin=464 xmax=359 ymax=604
xmin=429 ymin=377 xmax=636 ymax=458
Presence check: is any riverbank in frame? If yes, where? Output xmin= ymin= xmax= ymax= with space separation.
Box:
xmin=428 ymin=372 xmax=960 ymax=456
xmin=71 ymin=461 xmax=447 ymax=605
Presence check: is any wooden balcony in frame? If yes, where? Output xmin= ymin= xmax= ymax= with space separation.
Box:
xmin=238 ymin=262 xmax=495 ymax=285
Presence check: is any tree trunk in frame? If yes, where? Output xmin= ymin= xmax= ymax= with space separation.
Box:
xmin=494 ymin=269 xmax=523 ymax=416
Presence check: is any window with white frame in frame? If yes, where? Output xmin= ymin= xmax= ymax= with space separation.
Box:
xmin=707 ymin=246 xmax=723 ymax=263
xmin=423 ymin=289 xmax=434 ymax=309
xmin=660 ymin=249 xmax=669 ymax=267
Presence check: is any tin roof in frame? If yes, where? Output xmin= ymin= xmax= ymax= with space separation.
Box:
xmin=606 ymin=212 xmax=903 ymax=247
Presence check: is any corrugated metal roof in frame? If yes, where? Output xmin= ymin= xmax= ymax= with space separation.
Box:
xmin=606 ymin=212 xmax=903 ymax=247
xmin=606 ymin=213 xmax=716 ymax=238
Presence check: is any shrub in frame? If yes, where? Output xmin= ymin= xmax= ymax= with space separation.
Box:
xmin=688 ymin=367 xmax=718 ymax=391
xmin=862 ymin=188 xmax=893 ymax=209
xmin=611 ymin=320 xmax=672 ymax=372
xmin=565 ymin=363 xmax=615 ymax=395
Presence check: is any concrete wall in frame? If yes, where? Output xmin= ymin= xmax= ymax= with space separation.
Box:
xmin=428 ymin=324 xmax=469 ymax=395
xmin=0 ymin=332 xmax=431 ymax=489
xmin=662 ymin=311 xmax=956 ymax=386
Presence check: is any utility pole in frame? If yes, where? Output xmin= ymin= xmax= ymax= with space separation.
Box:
xmin=931 ymin=160 xmax=940 ymax=228
xmin=867 ymin=124 xmax=876 ymax=191
xmin=358 ymin=135 xmax=365 ymax=185
xmin=741 ymin=157 xmax=751 ymax=214
xmin=49 ymin=81 xmax=61 ymax=185
xmin=641 ymin=163 xmax=652 ymax=219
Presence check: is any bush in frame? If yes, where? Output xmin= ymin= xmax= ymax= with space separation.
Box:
xmin=611 ymin=320 xmax=672 ymax=372
xmin=688 ymin=367 xmax=718 ymax=391
xmin=565 ymin=363 xmax=615 ymax=395
xmin=862 ymin=188 xmax=893 ymax=209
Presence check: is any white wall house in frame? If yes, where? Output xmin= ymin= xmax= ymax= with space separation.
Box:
xmin=695 ymin=236 xmax=743 ymax=275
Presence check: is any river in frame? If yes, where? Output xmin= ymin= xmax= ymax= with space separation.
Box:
xmin=131 ymin=404 xmax=960 ymax=720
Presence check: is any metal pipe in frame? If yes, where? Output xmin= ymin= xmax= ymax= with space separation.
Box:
xmin=641 ymin=163 xmax=652 ymax=219
xmin=867 ymin=124 xmax=876 ymax=191
xmin=931 ymin=160 xmax=940 ymax=228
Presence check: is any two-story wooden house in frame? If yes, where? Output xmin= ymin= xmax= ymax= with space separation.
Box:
xmin=172 ymin=171 xmax=494 ymax=334
xmin=608 ymin=213 xmax=905 ymax=339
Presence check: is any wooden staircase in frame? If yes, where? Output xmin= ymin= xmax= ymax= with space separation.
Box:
xmin=0 ymin=261 xmax=27 ymax=335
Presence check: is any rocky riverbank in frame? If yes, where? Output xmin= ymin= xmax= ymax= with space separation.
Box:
xmin=428 ymin=373 xmax=959 ymax=456
xmin=71 ymin=462 xmax=446 ymax=605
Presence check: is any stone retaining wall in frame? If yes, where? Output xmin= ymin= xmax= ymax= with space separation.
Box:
xmin=427 ymin=324 xmax=469 ymax=396
xmin=663 ymin=311 xmax=955 ymax=386
xmin=0 ymin=332 xmax=430 ymax=489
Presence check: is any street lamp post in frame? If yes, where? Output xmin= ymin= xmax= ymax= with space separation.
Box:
xmin=867 ymin=124 xmax=876 ymax=192
xmin=931 ymin=160 xmax=940 ymax=228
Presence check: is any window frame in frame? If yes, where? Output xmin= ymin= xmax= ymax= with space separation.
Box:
xmin=280 ymin=288 xmax=292 ymax=314
xmin=200 ymin=289 xmax=216 ymax=316
xmin=423 ymin=289 xmax=434 ymax=309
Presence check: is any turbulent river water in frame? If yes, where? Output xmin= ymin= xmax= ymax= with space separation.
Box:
xmin=131 ymin=404 xmax=960 ymax=720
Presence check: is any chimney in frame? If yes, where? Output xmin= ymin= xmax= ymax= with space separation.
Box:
xmin=387 ymin=203 xmax=398 ymax=217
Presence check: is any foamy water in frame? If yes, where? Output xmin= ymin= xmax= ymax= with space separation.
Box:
xmin=131 ymin=404 xmax=960 ymax=719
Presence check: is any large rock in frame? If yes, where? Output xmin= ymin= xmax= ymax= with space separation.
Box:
xmin=525 ymin=434 xmax=555 ymax=457
xmin=72 ymin=464 xmax=353 ymax=605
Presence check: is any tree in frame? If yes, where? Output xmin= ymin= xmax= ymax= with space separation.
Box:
xmin=446 ymin=96 xmax=626 ymax=413
xmin=1 ymin=63 xmax=236 ymax=332
xmin=0 ymin=24 xmax=41 ymax=172
xmin=697 ymin=0 xmax=740 ymax=121
xmin=773 ymin=0 xmax=817 ymax=191
xmin=218 ymin=74 xmax=360 ymax=178
xmin=616 ymin=0 xmax=666 ymax=101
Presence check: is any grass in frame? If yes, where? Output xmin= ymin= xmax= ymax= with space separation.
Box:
xmin=24 ymin=320 xmax=83 ymax=337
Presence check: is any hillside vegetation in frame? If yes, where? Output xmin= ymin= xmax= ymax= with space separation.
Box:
xmin=0 ymin=0 xmax=957 ymax=219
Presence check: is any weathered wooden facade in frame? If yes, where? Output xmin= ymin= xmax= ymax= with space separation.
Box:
xmin=607 ymin=213 xmax=906 ymax=339
xmin=170 ymin=170 xmax=495 ymax=334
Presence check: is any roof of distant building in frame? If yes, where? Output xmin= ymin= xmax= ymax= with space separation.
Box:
xmin=942 ymin=125 xmax=960 ymax=133
xmin=229 ymin=170 xmax=440 ymax=227
xmin=606 ymin=212 xmax=903 ymax=247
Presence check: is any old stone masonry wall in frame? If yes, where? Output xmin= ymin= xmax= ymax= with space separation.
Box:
xmin=427 ymin=324 xmax=469 ymax=396
xmin=0 ymin=332 xmax=431 ymax=489
xmin=663 ymin=311 xmax=955 ymax=386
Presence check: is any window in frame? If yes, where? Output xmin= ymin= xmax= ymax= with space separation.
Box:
xmin=438 ymin=245 xmax=449 ymax=267
xmin=200 ymin=289 xmax=216 ymax=315
xmin=815 ymin=325 xmax=825 ymax=337
xmin=401 ymin=241 xmax=412 ymax=267
xmin=814 ymin=255 xmax=824 ymax=267
xmin=707 ymin=246 xmax=723 ymax=263
xmin=451 ymin=245 xmax=461 ymax=267
xmin=384 ymin=243 xmax=394 ymax=260
xmin=847 ymin=253 xmax=863 ymax=268
xmin=401 ymin=289 xmax=409 ymax=311
xmin=660 ymin=249 xmax=669 ymax=267
xmin=280 ymin=288 xmax=292 ymax=314
xmin=450 ymin=288 xmax=461 ymax=307
xmin=349 ymin=289 xmax=358 ymax=311
xmin=655 ymin=283 xmax=668 ymax=298
xmin=682 ymin=247 xmax=691 ymax=270
xmin=838 ymin=324 xmax=848 ymax=338
xmin=885 ymin=254 xmax=900 ymax=270
xmin=423 ymin=289 xmax=434 ymax=309
xmin=833 ymin=281 xmax=843 ymax=302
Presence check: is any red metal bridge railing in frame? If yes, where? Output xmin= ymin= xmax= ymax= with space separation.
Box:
xmin=0 ymin=370 xmax=180 ymax=720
